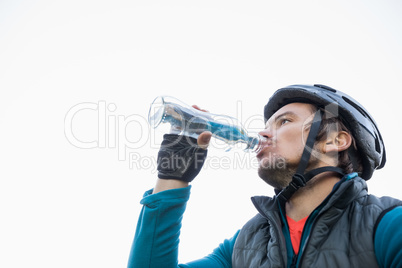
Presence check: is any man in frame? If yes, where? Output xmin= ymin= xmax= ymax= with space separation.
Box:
xmin=128 ymin=84 xmax=402 ymax=267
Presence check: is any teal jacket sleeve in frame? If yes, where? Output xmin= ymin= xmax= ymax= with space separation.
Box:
xmin=127 ymin=186 xmax=238 ymax=268
xmin=180 ymin=230 xmax=240 ymax=268
xmin=374 ymin=206 xmax=402 ymax=268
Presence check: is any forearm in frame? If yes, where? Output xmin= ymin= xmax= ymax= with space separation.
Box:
xmin=128 ymin=132 xmax=212 ymax=266
xmin=128 ymin=186 xmax=191 ymax=268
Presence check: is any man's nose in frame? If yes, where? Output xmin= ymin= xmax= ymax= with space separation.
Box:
xmin=259 ymin=127 xmax=273 ymax=139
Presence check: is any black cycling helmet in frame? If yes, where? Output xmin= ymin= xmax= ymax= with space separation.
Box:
xmin=264 ymin=84 xmax=385 ymax=182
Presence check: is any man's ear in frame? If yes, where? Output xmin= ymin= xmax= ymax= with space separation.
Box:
xmin=323 ymin=131 xmax=352 ymax=154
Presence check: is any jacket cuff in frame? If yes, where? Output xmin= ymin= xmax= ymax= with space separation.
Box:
xmin=140 ymin=185 xmax=192 ymax=206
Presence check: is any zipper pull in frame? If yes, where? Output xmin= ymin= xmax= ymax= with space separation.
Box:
xmin=290 ymin=254 xmax=298 ymax=268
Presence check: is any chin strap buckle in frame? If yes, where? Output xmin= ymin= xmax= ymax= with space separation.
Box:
xmin=276 ymin=167 xmax=346 ymax=203
xmin=277 ymin=173 xmax=306 ymax=202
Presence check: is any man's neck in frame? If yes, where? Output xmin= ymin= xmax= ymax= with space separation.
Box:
xmin=285 ymin=172 xmax=341 ymax=221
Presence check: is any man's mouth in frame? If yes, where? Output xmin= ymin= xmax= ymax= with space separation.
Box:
xmin=256 ymin=140 xmax=273 ymax=160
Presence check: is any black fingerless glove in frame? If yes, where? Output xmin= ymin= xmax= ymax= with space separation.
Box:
xmin=157 ymin=134 xmax=208 ymax=182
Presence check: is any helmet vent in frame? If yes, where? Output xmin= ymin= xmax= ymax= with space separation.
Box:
xmin=374 ymin=133 xmax=381 ymax=154
xmin=342 ymin=96 xmax=368 ymax=118
xmin=314 ymin=84 xmax=336 ymax=93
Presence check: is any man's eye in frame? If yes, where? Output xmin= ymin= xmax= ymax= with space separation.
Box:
xmin=280 ymin=119 xmax=290 ymax=125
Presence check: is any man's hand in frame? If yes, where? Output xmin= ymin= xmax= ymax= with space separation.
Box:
xmin=157 ymin=132 xmax=211 ymax=177
xmin=197 ymin=131 xmax=212 ymax=150
xmin=152 ymin=105 xmax=212 ymax=194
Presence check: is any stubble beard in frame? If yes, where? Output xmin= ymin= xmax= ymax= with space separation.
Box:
xmin=257 ymin=153 xmax=296 ymax=190
xmin=258 ymin=150 xmax=322 ymax=190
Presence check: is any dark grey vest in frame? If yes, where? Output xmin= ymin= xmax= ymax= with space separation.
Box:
xmin=232 ymin=177 xmax=402 ymax=267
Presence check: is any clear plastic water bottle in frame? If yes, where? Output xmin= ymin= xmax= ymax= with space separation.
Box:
xmin=148 ymin=96 xmax=267 ymax=153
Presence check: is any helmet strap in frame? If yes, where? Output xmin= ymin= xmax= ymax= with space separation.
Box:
xmin=277 ymin=110 xmax=345 ymax=202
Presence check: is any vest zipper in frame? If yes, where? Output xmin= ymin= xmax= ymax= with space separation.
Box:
xmin=290 ymin=254 xmax=298 ymax=268
xmin=294 ymin=212 xmax=317 ymax=266
xmin=295 ymin=177 xmax=348 ymax=266
xmin=277 ymin=202 xmax=299 ymax=268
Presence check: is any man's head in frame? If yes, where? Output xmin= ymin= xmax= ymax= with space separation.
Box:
xmin=258 ymin=84 xmax=384 ymax=198
xmin=257 ymin=102 xmax=357 ymax=189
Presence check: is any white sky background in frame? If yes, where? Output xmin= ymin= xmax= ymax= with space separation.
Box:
xmin=1 ymin=0 xmax=401 ymax=267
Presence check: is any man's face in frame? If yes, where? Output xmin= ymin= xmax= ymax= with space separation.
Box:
xmin=257 ymin=102 xmax=317 ymax=189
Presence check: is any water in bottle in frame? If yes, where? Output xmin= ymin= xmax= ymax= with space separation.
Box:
xmin=148 ymin=96 xmax=267 ymax=153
